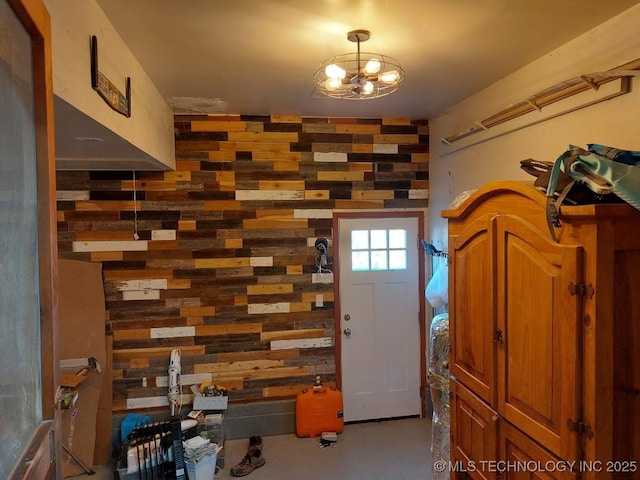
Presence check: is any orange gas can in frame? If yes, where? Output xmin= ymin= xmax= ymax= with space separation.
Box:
xmin=295 ymin=384 xmax=344 ymax=438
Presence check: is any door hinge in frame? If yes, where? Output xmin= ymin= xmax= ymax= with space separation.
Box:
xmin=567 ymin=418 xmax=594 ymax=439
xmin=568 ymin=282 xmax=594 ymax=298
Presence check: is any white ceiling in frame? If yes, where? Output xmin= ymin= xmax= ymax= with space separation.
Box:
xmin=54 ymin=0 xmax=639 ymax=170
xmin=95 ymin=0 xmax=639 ymax=120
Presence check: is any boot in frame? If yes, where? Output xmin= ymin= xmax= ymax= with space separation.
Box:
xmin=230 ymin=435 xmax=265 ymax=477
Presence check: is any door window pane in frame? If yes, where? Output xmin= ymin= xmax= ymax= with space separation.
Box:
xmin=389 ymin=250 xmax=407 ymax=269
xmin=352 ymin=251 xmax=370 ymax=271
xmin=389 ymin=229 xmax=406 ymax=248
xmin=371 ymin=250 xmax=388 ymax=270
xmin=370 ymin=230 xmax=387 ymax=249
xmin=351 ymin=230 xmax=369 ymax=250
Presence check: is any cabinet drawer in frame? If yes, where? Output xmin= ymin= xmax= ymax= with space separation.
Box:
xmin=451 ymin=379 xmax=499 ymax=480
xmin=500 ymin=421 xmax=577 ymax=480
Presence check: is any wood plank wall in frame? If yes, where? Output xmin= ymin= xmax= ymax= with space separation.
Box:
xmin=56 ymin=114 xmax=429 ymax=413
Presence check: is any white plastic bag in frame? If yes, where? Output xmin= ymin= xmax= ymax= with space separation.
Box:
xmin=426 ymin=261 xmax=448 ymax=308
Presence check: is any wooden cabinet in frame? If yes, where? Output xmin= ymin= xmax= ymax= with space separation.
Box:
xmin=443 ymin=181 xmax=640 ymax=480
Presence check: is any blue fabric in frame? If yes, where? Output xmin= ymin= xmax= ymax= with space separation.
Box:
xmin=120 ymin=413 xmax=152 ymax=442
xmin=588 ymin=143 xmax=640 ymax=167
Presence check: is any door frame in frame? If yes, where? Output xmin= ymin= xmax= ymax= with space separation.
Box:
xmin=333 ymin=211 xmax=427 ymax=417
xmin=7 ymin=0 xmax=60 ymax=478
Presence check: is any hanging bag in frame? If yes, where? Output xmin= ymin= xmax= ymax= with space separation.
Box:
xmin=425 ymin=260 xmax=448 ymax=309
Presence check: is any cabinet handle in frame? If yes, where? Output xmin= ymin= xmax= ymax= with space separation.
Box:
xmin=494 ymin=328 xmax=504 ymax=345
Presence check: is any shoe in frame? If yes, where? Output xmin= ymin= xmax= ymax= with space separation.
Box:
xmin=230 ymin=435 xmax=265 ymax=477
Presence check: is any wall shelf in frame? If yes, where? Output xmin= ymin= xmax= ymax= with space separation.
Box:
xmin=442 ymin=58 xmax=640 ymax=145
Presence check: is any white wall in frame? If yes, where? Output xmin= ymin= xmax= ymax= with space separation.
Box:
xmin=428 ymin=4 xmax=640 ymax=248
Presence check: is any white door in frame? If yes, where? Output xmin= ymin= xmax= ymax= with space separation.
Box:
xmin=338 ymin=216 xmax=422 ymax=422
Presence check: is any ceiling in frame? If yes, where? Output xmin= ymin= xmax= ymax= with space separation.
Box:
xmin=94 ymin=0 xmax=639 ymax=121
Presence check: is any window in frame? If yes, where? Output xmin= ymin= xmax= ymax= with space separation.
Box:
xmin=1 ymin=0 xmax=43 ymax=469
xmin=351 ymin=229 xmax=408 ymax=271
xmin=1 ymin=1 xmax=57 ymax=476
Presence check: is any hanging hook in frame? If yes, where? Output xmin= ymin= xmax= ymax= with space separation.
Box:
xmin=421 ymin=239 xmax=449 ymax=263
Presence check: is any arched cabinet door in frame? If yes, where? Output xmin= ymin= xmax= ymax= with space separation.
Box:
xmin=449 ymin=214 xmax=497 ymax=406
xmin=495 ymin=214 xmax=582 ymax=463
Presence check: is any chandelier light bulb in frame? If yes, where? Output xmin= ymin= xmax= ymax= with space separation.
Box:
xmin=379 ymin=70 xmax=400 ymax=83
xmin=364 ymin=58 xmax=381 ymax=74
xmin=362 ymin=81 xmax=374 ymax=95
xmin=325 ymin=63 xmax=346 ymax=79
xmin=325 ymin=77 xmax=343 ymax=90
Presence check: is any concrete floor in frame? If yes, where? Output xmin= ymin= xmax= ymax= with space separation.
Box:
xmin=79 ymin=416 xmax=433 ymax=480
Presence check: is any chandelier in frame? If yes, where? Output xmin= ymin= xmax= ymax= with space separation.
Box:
xmin=314 ymin=29 xmax=405 ymax=100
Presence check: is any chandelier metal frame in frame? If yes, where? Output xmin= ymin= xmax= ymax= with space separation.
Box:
xmin=314 ymin=29 xmax=405 ymax=100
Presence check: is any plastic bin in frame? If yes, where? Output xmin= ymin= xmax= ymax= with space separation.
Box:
xmin=200 ymin=414 xmax=225 ymax=468
xmin=185 ymin=452 xmax=217 ymax=480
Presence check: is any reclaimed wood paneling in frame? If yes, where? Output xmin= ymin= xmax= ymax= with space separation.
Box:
xmin=56 ymin=115 xmax=428 ymax=413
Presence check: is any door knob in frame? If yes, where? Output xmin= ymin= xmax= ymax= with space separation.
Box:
xmin=344 ymin=314 xmax=351 ymax=321
xmin=343 ymin=328 xmax=352 ymax=337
